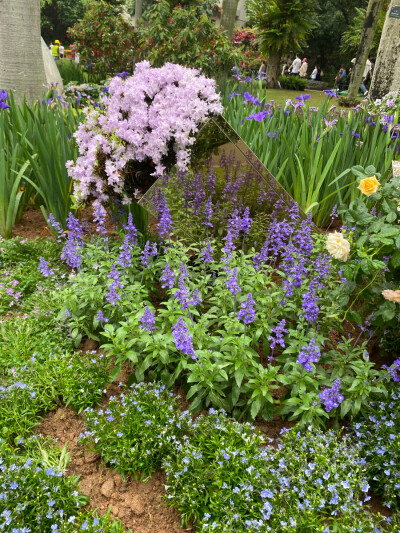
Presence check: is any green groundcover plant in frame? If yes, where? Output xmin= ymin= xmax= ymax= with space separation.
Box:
xmin=0 ymin=436 xmax=126 ymax=532
xmin=80 ymin=382 xmax=192 ymax=480
xmin=163 ymin=409 xmax=391 ymax=532
xmin=352 ymin=385 xmax=400 ymax=511
xmin=0 ymin=351 xmax=110 ymax=442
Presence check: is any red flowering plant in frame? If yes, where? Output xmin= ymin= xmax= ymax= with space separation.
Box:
xmin=232 ymin=27 xmax=257 ymax=49
xmin=68 ymin=1 xmax=138 ymax=74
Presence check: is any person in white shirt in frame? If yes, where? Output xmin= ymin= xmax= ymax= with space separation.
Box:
xmin=310 ymin=66 xmax=318 ymax=80
xmin=289 ymin=53 xmax=302 ymax=75
xmin=59 ymin=44 xmax=65 ymax=59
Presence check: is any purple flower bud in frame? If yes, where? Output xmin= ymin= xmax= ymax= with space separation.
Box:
xmin=226 ymin=267 xmax=241 ymax=296
xmin=172 ymin=317 xmax=196 ymax=359
xmin=141 ymin=241 xmax=157 ymax=267
xmin=161 ymin=263 xmax=175 ymax=290
xmin=297 ymin=338 xmax=321 ymax=372
xmin=237 ymin=293 xmax=256 ymax=324
xmin=140 ymin=306 xmax=156 ymax=332
xmin=319 ymin=379 xmax=344 ymax=412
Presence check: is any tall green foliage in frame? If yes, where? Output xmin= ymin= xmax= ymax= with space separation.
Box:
xmin=0 ymin=94 xmax=82 ymax=236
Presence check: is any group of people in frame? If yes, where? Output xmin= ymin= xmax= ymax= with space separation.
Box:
xmin=49 ymin=40 xmax=65 ymax=59
xmin=281 ymin=53 xmax=322 ymax=81
xmin=334 ymin=56 xmax=374 ymax=95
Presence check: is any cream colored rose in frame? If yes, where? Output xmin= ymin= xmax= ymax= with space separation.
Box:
xmin=358 ymin=176 xmax=380 ymax=196
xmin=326 ymin=231 xmax=350 ymax=262
xmin=382 ymin=290 xmax=400 ymax=303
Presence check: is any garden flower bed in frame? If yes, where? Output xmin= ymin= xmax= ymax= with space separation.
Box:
xmin=1 ymin=64 xmax=400 ymax=532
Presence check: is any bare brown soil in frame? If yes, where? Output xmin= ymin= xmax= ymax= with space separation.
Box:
xmin=36 ymin=406 xmax=189 ymax=533
xmin=11 ymin=206 xmax=117 ymax=241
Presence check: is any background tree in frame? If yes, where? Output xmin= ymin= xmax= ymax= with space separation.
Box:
xmin=41 ymin=0 xmax=86 ymax=44
xmin=0 ymin=0 xmax=48 ymax=101
xmin=220 ymin=0 xmax=240 ymax=39
xmin=305 ymin=0 xmax=363 ymax=75
xmin=347 ymin=0 xmax=385 ymax=99
xmin=340 ymin=5 xmax=386 ymax=56
xmin=69 ymin=0 xmax=137 ymax=74
xmin=136 ymin=0 xmax=242 ymax=78
xmin=245 ymin=0 xmax=318 ymax=87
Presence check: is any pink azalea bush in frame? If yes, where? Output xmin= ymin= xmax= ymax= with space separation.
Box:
xmin=67 ymin=61 xmax=223 ymax=207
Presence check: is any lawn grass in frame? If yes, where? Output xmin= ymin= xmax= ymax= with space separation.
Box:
xmin=241 ymin=87 xmax=364 ymax=109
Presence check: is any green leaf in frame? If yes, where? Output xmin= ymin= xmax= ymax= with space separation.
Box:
xmin=250 ymin=397 xmax=262 ymax=419
xmin=360 ymin=258 xmax=373 ymax=275
xmin=340 ymin=399 xmax=352 ymax=418
xmin=391 ymin=250 xmax=400 ymax=269
xmin=234 ymin=368 xmax=245 ymax=388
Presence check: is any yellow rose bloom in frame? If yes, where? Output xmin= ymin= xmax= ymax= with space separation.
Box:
xmin=358 ymin=176 xmax=380 ymax=196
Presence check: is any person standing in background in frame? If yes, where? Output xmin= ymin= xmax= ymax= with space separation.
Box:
xmin=59 ymin=43 xmax=65 ymax=59
xmin=52 ymin=40 xmax=60 ymax=59
xmin=289 ymin=53 xmax=302 ymax=75
xmin=299 ymin=58 xmax=308 ymax=78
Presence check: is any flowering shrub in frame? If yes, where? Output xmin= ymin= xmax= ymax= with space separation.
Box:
xmin=48 ymin=197 xmax=393 ymax=427
xmin=135 ymin=1 xmax=242 ymax=77
xmin=232 ymin=28 xmax=257 ymax=48
xmin=68 ymin=0 xmax=137 ymax=73
xmin=339 ymin=164 xmax=400 ymax=352
xmin=164 ymin=411 xmax=384 ymax=532
xmin=0 ymin=437 xmax=87 ymax=532
xmin=352 ymin=386 xmax=400 ymax=510
xmin=68 ymin=62 xmax=223 ymax=207
xmin=369 ymin=88 xmax=400 ymax=116
xmin=80 ymin=382 xmax=192 ymax=480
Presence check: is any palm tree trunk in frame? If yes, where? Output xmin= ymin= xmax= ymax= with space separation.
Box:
xmin=370 ymin=0 xmax=400 ymax=99
xmin=135 ymin=0 xmax=143 ymax=21
xmin=266 ymin=51 xmax=281 ymax=88
xmin=0 ymin=0 xmax=47 ymax=102
xmin=220 ymin=0 xmax=240 ymax=39
xmin=347 ymin=0 xmax=384 ymax=99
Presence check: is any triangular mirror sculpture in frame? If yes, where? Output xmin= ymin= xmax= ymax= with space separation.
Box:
xmin=139 ymin=115 xmax=306 ymax=245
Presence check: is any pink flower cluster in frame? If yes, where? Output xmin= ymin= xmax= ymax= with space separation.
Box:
xmin=67 ymin=61 xmax=223 ymax=206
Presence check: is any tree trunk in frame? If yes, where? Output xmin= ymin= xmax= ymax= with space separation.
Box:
xmin=347 ymin=0 xmax=384 ymax=99
xmin=266 ymin=50 xmax=281 ymax=88
xmin=0 ymin=0 xmax=47 ymax=102
xmin=370 ymin=0 xmax=400 ymax=99
xmin=134 ymin=0 xmax=143 ymax=21
xmin=220 ymin=0 xmax=239 ymax=39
